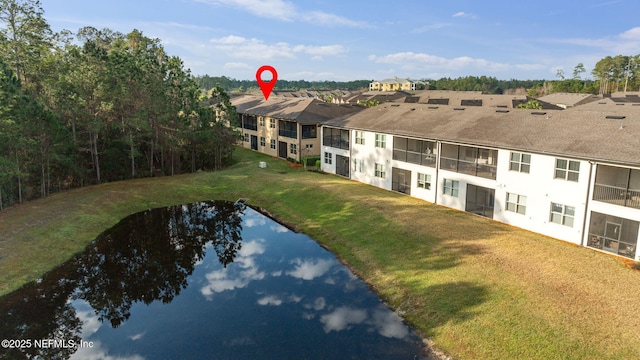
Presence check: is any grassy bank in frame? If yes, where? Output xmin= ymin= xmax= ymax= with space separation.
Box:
xmin=1 ymin=147 xmax=640 ymax=359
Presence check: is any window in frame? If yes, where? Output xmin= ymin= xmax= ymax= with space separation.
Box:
xmin=259 ymin=117 xmax=265 ymax=127
xmin=555 ymin=159 xmax=580 ymax=182
xmin=242 ymin=115 xmax=258 ymax=130
xmin=324 ymin=152 xmax=332 ymax=164
xmin=509 ymin=152 xmax=531 ymax=173
xmin=375 ymin=134 xmax=386 ymax=148
xmin=354 ymin=159 xmax=364 ymax=173
xmin=260 ymin=137 xmax=266 ymax=147
xmin=550 ymin=202 xmax=575 ymax=227
xmin=439 ymin=144 xmax=497 ymax=180
xmin=305 ymin=144 xmax=313 ymax=149
xmin=443 ymin=179 xmax=459 ymax=197
xmin=279 ymin=120 xmax=298 ymax=139
xmin=323 ymin=127 xmax=349 ymax=150
xmin=302 ymin=125 xmax=317 ymax=139
xmin=375 ymin=163 xmax=386 ymax=178
xmin=270 ymin=139 xmax=276 ymax=149
xmin=290 ymin=144 xmax=297 ymax=155
xmin=244 ymin=133 xmax=249 ymax=142
xmin=269 ymin=119 xmax=275 ymax=128
xmin=506 ymin=193 xmax=527 ymax=215
xmin=392 ymin=136 xmax=436 ymax=167
xmin=355 ymin=131 xmax=365 ymax=145
xmin=417 ymin=173 xmax=431 ymax=190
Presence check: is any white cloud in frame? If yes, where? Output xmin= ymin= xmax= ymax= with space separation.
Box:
xmin=238 ymin=240 xmax=266 ymax=257
xmin=368 ymin=51 xmax=536 ymax=73
xmin=292 ymin=44 xmax=347 ymax=56
xmin=287 ymin=258 xmax=334 ymax=280
xmin=270 ymin=223 xmax=289 ymax=233
xmin=301 ymin=11 xmax=370 ymax=28
xmin=549 ymin=27 xmax=640 ymax=54
xmin=320 ymin=307 xmax=367 ymax=333
xmin=194 ymin=0 xmax=296 ymax=21
xmin=210 ymin=35 xmax=347 ymax=61
xmin=257 ymin=295 xmax=283 ymax=306
xmin=128 ymin=333 xmax=145 ymax=341
xmin=452 ymin=11 xmax=477 ymax=19
xmin=411 ymin=23 xmax=452 ymax=33
xmin=195 ymin=0 xmax=368 ymax=27
xmin=304 ymin=297 xmax=326 ymax=311
xmin=369 ymin=309 xmax=409 ymax=339
xmin=200 ymin=240 xmax=266 ymax=299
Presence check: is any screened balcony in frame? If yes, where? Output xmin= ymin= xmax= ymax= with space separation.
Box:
xmin=593 ymin=165 xmax=640 ymax=209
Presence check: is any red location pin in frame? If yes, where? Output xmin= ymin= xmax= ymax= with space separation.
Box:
xmin=256 ymin=65 xmax=278 ymax=100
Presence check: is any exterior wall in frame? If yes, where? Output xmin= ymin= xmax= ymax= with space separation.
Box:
xmin=237 ymin=114 xmax=323 ymax=162
xmin=350 ymin=131 xmax=392 ymax=189
xmin=388 ymin=158 xmax=437 ymax=203
xmin=320 ymin=125 xmax=639 ymax=261
xmin=256 ymin=116 xmax=278 ymax=157
xmin=368 ymin=80 xmax=416 ymax=92
xmin=492 ymin=150 xmax=591 ymax=245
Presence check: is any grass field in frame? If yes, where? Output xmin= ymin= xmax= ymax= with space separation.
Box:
xmin=1 ymin=147 xmax=640 ymax=359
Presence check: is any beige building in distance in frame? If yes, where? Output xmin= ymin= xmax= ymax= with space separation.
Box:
xmin=369 ymin=77 xmax=423 ymax=92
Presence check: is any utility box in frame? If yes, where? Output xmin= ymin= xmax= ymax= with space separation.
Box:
xmin=259 ymin=161 xmax=267 ymax=168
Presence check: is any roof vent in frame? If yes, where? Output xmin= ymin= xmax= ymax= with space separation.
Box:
xmin=428 ymin=106 xmax=439 ymax=109
xmin=496 ymin=109 xmax=510 ymax=113
xmin=461 ymin=99 xmax=482 ymax=106
xmin=616 ymin=103 xmax=625 ymax=106
xmin=391 ymin=104 xmax=400 ymax=107
xmin=531 ymin=111 xmax=547 ymax=115
xmin=453 ymin=107 xmax=465 ymax=111
xmin=598 ymin=101 xmax=607 ymax=104
xmin=606 ymin=115 xmax=626 ymax=120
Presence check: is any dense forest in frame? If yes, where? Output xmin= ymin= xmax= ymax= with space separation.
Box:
xmin=193 ymin=75 xmax=371 ymax=92
xmin=198 ymin=56 xmax=640 ymax=96
xmin=0 ymin=0 xmax=239 ymax=210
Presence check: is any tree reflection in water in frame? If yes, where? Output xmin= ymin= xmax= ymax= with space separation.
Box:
xmin=0 ymin=201 xmax=245 ymax=360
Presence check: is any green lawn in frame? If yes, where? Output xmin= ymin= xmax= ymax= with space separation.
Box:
xmin=1 ymin=147 xmax=640 ymax=359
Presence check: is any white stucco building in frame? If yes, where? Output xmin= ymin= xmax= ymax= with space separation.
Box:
xmin=321 ymin=98 xmax=640 ymax=261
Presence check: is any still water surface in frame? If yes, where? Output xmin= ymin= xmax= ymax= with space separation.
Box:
xmin=0 ymin=201 xmax=428 ymax=359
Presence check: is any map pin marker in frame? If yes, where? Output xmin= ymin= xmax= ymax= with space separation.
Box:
xmin=256 ymin=65 xmax=278 ymax=100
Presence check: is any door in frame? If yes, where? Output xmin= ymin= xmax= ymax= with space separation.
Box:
xmin=278 ymin=141 xmax=288 ymax=159
xmin=391 ymin=167 xmax=411 ymax=195
xmin=336 ymin=155 xmax=350 ymax=178
xmin=465 ymin=184 xmax=495 ymax=218
xmin=250 ymin=135 xmax=258 ymax=150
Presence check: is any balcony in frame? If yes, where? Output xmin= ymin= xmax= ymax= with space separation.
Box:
xmin=593 ymin=184 xmax=640 ymax=209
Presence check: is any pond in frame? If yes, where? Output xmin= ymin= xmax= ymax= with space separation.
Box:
xmin=0 ymin=201 xmax=429 ymax=359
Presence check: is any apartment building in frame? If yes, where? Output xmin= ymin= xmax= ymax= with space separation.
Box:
xmin=320 ymin=99 xmax=640 ymax=261
xmin=369 ymin=77 xmax=423 ymax=92
xmin=232 ymin=95 xmax=364 ymax=162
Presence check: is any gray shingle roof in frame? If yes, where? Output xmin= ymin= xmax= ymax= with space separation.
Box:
xmin=324 ymin=102 xmax=640 ymax=166
xmin=232 ymin=95 xmax=364 ymax=124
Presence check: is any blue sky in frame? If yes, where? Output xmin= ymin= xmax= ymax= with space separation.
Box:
xmin=42 ymin=0 xmax=640 ymax=81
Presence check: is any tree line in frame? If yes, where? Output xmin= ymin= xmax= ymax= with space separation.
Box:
xmin=0 ymin=0 xmax=239 ymax=210
xmin=193 ymin=75 xmax=372 ymax=92
xmin=200 ymin=58 xmax=640 ymax=96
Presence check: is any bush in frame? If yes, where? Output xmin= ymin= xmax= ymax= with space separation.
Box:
xmin=302 ymin=156 xmax=320 ymax=166
xmin=315 ymin=160 xmax=321 ymax=169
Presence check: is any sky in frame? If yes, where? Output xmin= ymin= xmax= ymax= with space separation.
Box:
xmin=40 ymin=0 xmax=640 ymax=82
